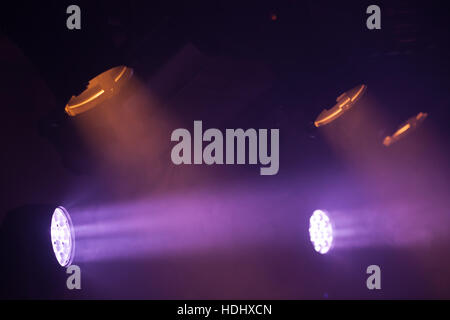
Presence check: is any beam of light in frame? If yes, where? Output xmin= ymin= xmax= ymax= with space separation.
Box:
xmin=57 ymin=162 xmax=450 ymax=276
xmin=68 ymin=70 xmax=176 ymax=196
xmin=50 ymin=206 xmax=75 ymax=267
xmin=316 ymin=92 xmax=450 ymax=252
xmin=320 ymin=196 xmax=450 ymax=252
xmin=70 ymin=192 xmax=276 ymax=263
xmin=315 ymin=92 xmax=415 ymax=201
xmin=309 ymin=209 xmax=333 ymax=254
xmin=63 ymin=181 xmax=314 ymax=264
xmin=65 ymin=66 xmax=133 ymax=116
xmin=66 ymin=181 xmax=450 ymax=265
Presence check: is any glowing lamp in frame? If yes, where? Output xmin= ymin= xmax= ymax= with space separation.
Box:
xmin=383 ymin=112 xmax=428 ymax=146
xmin=65 ymin=66 xmax=133 ymax=116
xmin=314 ymin=84 xmax=366 ymax=127
xmin=309 ymin=209 xmax=333 ymax=254
xmin=50 ymin=206 xmax=75 ymax=267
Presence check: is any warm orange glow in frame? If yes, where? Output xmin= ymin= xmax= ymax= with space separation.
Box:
xmin=314 ymin=108 xmax=343 ymax=127
xmin=416 ymin=112 xmax=426 ymax=120
xmin=314 ymin=84 xmax=366 ymax=127
xmin=393 ymin=123 xmax=411 ymax=137
xmin=114 ymin=66 xmax=127 ymax=82
xmin=338 ymin=97 xmax=351 ymax=108
xmin=383 ymin=136 xmax=392 ymax=146
xmin=351 ymin=85 xmax=365 ymax=102
xmin=65 ymin=66 xmax=133 ymax=117
xmin=382 ymin=112 xmax=428 ymax=146
xmin=67 ymin=90 xmax=105 ymax=109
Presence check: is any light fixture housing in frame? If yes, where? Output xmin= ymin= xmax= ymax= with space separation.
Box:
xmin=50 ymin=206 xmax=75 ymax=267
xmin=314 ymin=84 xmax=366 ymax=127
xmin=65 ymin=66 xmax=133 ymax=117
xmin=383 ymin=112 xmax=428 ymax=146
xmin=309 ymin=209 xmax=333 ymax=254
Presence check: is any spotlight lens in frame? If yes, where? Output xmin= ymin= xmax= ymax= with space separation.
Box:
xmin=51 ymin=207 xmax=75 ymax=267
xmin=309 ymin=210 xmax=333 ymax=254
xmin=65 ymin=66 xmax=133 ymax=116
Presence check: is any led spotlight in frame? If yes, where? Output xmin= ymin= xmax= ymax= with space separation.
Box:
xmin=50 ymin=207 xmax=75 ymax=267
xmin=309 ymin=209 xmax=333 ymax=254
xmin=383 ymin=112 xmax=428 ymax=146
xmin=65 ymin=66 xmax=133 ymax=117
xmin=314 ymin=84 xmax=367 ymax=127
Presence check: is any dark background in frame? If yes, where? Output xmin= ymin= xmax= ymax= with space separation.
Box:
xmin=0 ymin=0 xmax=450 ymax=299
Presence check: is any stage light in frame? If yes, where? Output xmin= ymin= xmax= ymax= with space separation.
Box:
xmin=309 ymin=209 xmax=333 ymax=254
xmin=383 ymin=112 xmax=428 ymax=146
xmin=50 ymin=207 xmax=75 ymax=267
xmin=65 ymin=66 xmax=133 ymax=116
xmin=314 ymin=84 xmax=366 ymax=127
